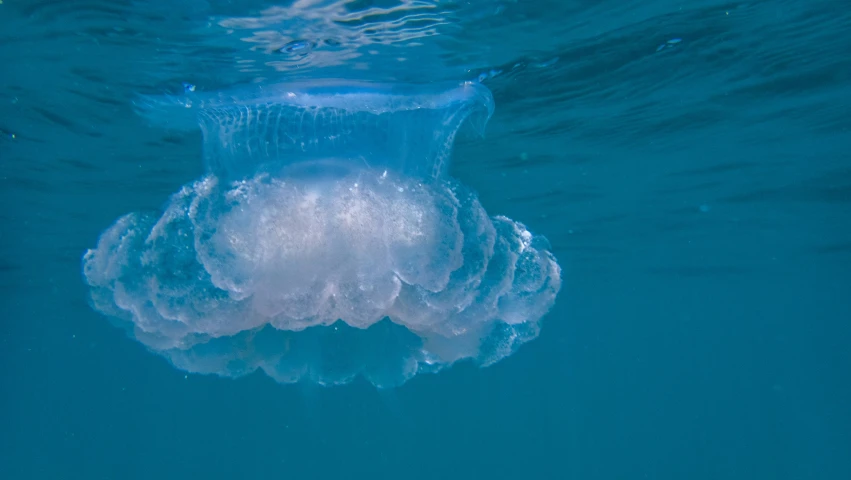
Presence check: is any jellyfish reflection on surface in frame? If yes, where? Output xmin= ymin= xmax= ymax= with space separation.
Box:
xmin=82 ymin=80 xmax=561 ymax=387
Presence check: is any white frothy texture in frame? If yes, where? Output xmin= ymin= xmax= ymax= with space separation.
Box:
xmin=85 ymin=80 xmax=561 ymax=387
xmin=83 ymin=168 xmax=560 ymax=386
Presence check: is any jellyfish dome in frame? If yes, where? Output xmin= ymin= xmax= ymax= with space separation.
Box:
xmin=83 ymin=80 xmax=561 ymax=387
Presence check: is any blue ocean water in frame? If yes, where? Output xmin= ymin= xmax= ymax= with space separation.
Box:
xmin=1 ymin=0 xmax=849 ymax=478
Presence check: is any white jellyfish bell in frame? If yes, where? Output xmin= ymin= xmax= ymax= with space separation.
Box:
xmin=82 ymin=80 xmax=561 ymax=387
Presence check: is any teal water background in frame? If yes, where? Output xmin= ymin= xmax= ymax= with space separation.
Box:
xmin=1 ymin=1 xmax=850 ymax=479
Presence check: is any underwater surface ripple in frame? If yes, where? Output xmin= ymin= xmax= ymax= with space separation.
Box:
xmin=1 ymin=1 xmax=849 ymax=479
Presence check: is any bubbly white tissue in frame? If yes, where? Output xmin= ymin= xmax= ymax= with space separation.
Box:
xmin=83 ymin=168 xmax=560 ymax=386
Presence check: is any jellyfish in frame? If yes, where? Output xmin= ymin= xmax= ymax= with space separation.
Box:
xmin=82 ymin=80 xmax=561 ymax=387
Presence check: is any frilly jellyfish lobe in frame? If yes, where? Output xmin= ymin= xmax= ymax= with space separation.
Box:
xmin=86 ymin=80 xmax=561 ymax=387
